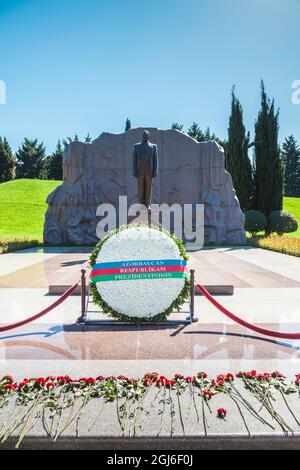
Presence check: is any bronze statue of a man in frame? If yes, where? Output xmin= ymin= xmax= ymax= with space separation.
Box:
xmin=133 ymin=130 xmax=158 ymax=209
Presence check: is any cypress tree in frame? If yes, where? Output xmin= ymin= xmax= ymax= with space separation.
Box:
xmin=84 ymin=133 xmax=92 ymax=142
xmin=204 ymin=127 xmax=217 ymax=141
xmin=0 ymin=137 xmax=15 ymax=182
xmin=226 ymin=89 xmax=254 ymax=211
xmin=15 ymin=138 xmax=46 ymax=179
xmin=254 ymin=81 xmax=284 ymax=214
xmin=282 ymin=135 xmax=300 ymax=197
xmin=62 ymin=134 xmax=79 ymax=149
xmin=125 ymin=118 xmax=131 ymax=131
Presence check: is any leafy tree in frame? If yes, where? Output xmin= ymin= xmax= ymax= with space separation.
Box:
xmin=187 ymin=123 xmax=219 ymax=143
xmin=187 ymin=122 xmax=205 ymax=142
xmin=0 ymin=137 xmax=15 ymax=182
xmin=42 ymin=140 xmax=63 ymax=180
xmin=226 ymin=89 xmax=254 ymax=210
xmin=254 ymin=81 xmax=284 ymax=215
xmin=15 ymin=138 xmax=46 ymax=179
xmin=171 ymin=122 xmax=184 ymax=131
xmin=282 ymin=135 xmax=300 ymax=197
xmin=125 ymin=118 xmax=131 ymax=131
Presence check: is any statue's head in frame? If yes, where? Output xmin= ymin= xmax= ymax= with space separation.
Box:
xmin=142 ymin=130 xmax=150 ymax=143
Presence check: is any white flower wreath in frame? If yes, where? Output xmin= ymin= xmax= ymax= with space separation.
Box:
xmin=89 ymin=225 xmax=190 ymax=322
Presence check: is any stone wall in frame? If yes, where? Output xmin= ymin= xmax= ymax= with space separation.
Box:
xmin=44 ymin=128 xmax=246 ymax=244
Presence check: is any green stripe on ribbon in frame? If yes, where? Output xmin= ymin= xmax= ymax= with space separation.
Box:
xmin=91 ymin=272 xmax=188 ymax=283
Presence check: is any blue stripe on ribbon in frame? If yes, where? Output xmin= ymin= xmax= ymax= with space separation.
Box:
xmin=92 ymin=259 xmax=187 ymax=270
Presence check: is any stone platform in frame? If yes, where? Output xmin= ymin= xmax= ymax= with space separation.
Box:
xmin=0 ymin=245 xmax=299 ymax=448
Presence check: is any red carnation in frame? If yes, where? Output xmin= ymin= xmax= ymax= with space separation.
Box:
xmin=80 ymin=377 xmax=95 ymax=386
xmin=185 ymin=376 xmax=196 ymax=384
xmin=165 ymin=379 xmax=175 ymax=389
xmin=174 ymin=374 xmax=184 ymax=380
xmin=46 ymin=375 xmax=56 ymax=381
xmin=236 ymin=371 xmax=245 ymax=378
xmin=143 ymin=378 xmax=152 ymax=386
xmin=217 ymin=408 xmax=227 ymax=419
xmin=1 ymin=375 xmax=13 ymax=384
xmin=156 ymin=376 xmax=168 ymax=387
xmin=117 ymin=375 xmax=129 ymax=381
xmin=57 ymin=376 xmax=67 ymax=385
xmin=34 ymin=377 xmax=46 ymax=387
xmin=46 ymin=382 xmax=55 ymax=389
xmin=2 ymin=384 xmax=16 ymax=391
xmin=128 ymin=378 xmax=135 ymax=384
xmin=202 ymin=390 xmax=213 ymax=400
xmin=145 ymin=372 xmax=158 ymax=381
xmin=224 ymin=373 xmax=234 ymax=382
xmin=96 ymin=375 xmax=105 ymax=382
xmin=257 ymin=373 xmax=271 ymax=381
xmin=271 ymin=371 xmax=286 ymax=379
xmin=18 ymin=381 xmax=28 ymax=390
xmin=198 ymin=371 xmax=208 ymax=379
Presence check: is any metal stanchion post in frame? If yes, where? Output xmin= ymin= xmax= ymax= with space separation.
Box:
xmin=77 ymin=269 xmax=86 ymax=324
xmin=190 ymin=269 xmax=195 ymax=322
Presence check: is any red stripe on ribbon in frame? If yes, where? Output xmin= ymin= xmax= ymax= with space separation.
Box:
xmin=90 ymin=265 xmax=186 ymax=277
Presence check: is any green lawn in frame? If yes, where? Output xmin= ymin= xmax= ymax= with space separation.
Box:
xmin=0 ymin=179 xmax=61 ymax=241
xmin=283 ymin=197 xmax=300 ymax=237
xmin=0 ymin=179 xmax=299 ymax=244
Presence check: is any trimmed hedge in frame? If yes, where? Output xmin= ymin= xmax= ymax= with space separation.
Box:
xmin=244 ymin=210 xmax=267 ymax=236
xmin=268 ymin=210 xmax=298 ymax=235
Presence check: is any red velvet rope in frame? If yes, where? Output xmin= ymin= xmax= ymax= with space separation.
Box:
xmin=196 ymin=284 xmax=300 ymax=340
xmin=0 ymin=283 xmax=79 ymax=333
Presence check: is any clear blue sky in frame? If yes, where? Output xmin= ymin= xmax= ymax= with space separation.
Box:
xmin=0 ymin=0 xmax=299 ymax=154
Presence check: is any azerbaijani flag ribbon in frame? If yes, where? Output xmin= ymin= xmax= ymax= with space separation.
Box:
xmin=90 ymin=259 xmax=187 ymax=283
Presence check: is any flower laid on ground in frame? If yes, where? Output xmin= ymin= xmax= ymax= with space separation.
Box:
xmin=0 ymin=371 xmax=299 ymax=448
xmin=202 ymin=390 xmax=213 ymax=401
xmin=89 ymin=225 xmax=190 ymax=322
xmin=237 ymin=370 xmax=298 ymax=434
xmin=217 ymin=408 xmax=227 ymax=419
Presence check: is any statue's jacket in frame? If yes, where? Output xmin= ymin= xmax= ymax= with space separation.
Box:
xmin=133 ymin=143 xmax=158 ymax=178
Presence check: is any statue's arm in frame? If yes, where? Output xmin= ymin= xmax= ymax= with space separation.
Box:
xmin=152 ymin=145 xmax=158 ymax=177
xmin=133 ymin=146 xmax=138 ymax=177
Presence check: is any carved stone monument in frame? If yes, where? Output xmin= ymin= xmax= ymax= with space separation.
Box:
xmin=44 ymin=127 xmax=246 ymax=245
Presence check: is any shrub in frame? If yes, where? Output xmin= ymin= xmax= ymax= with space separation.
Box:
xmin=267 ymin=210 xmax=298 ymax=235
xmin=244 ymin=210 xmax=267 ymax=236
xmin=0 ymin=238 xmax=41 ymax=254
xmin=251 ymin=235 xmax=300 ymax=257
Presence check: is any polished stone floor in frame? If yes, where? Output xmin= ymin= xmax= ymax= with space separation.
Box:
xmin=0 ymin=246 xmax=299 ymax=378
